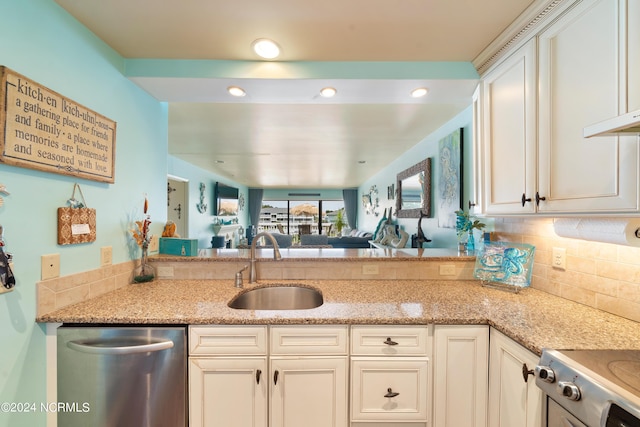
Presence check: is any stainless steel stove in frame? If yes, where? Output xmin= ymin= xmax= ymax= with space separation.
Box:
xmin=536 ymin=349 xmax=640 ymax=427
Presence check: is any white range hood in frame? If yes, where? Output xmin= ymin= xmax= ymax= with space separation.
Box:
xmin=584 ymin=109 xmax=640 ymax=137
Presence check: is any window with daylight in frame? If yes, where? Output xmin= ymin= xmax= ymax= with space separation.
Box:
xmin=258 ymin=200 xmax=346 ymax=237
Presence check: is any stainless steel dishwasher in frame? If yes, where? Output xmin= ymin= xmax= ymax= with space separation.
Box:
xmin=57 ymin=325 xmax=187 ymax=427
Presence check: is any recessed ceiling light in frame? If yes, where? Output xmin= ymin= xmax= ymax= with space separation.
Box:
xmin=227 ymin=86 xmax=246 ymax=97
xmin=252 ymin=38 xmax=281 ymax=59
xmin=320 ymin=87 xmax=337 ymax=98
xmin=411 ymin=87 xmax=428 ymax=98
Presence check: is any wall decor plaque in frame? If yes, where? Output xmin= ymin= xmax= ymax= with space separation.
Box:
xmin=0 ymin=66 xmax=116 ymax=183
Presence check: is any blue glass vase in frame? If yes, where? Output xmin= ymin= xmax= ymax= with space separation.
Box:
xmin=466 ymin=230 xmax=475 ymax=253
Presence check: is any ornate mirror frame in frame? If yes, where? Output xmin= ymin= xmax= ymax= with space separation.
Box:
xmin=395 ymin=158 xmax=431 ymax=218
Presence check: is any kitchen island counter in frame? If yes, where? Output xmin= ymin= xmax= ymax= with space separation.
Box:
xmin=37 ymin=279 xmax=640 ymax=355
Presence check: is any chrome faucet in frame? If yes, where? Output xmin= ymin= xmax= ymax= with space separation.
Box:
xmin=249 ymin=232 xmax=282 ymax=283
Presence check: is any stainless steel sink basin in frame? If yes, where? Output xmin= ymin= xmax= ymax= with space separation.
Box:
xmin=228 ymin=286 xmax=323 ymax=310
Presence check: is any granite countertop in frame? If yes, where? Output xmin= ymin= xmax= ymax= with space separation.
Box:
xmin=38 ymin=279 xmax=640 ymax=355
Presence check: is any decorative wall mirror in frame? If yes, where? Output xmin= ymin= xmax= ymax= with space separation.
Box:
xmin=396 ymin=158 xmax=431 ymax=218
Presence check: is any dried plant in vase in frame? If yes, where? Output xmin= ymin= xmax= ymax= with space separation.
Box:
xmin=130 ymin=196 xmax=155 ymax=283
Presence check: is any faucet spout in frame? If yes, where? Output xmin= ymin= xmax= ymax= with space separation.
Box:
xmin=249 ymin=232 xmax=282 ymax=283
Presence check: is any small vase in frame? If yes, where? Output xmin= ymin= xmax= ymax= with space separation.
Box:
xmin=134 ymin=245 xmax=155 ymax=283
xmin=457 ymin=232 xmax=467 ymax=253
xmin=466 ymin=230 xmax=475 ymax=254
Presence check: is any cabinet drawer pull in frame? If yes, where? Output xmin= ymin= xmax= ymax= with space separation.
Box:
xmin=522 ymin=363 xmax=534 ymax=383
xmin=274 ymin=370 xmax=279 ymax=385
xmin=256 ymin=369 xmax=262 ymax=384
xmin=384 ymin=388 xmax=400 ymax=398
xmin=521 ymin=193 xmax=532 ymax=207
xmin=383 ymin=337 xmax=398 ymax=346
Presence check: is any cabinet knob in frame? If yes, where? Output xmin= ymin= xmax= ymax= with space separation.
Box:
xmin=468 ymin=200 xmax=476 ymax=209
xmin=256 ymin=369 xmax=262 ymax=384
xmin=384 ymin=388 xmax=400 ymax=398
xmin=522 ymin=363 xmax=534 ymax=383
xmin=521 ymin=193 xmax=532 ymax=207
xmin=535 ymin=192 xmax=546 ymax=206
xmin=274 ymin=370 xmax=279 ymax=385
xmin=383 ymin=337 xmax=398 ymax=346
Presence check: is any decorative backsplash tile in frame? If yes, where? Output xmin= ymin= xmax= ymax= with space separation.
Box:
xmin=492 ymin=217 xmax=640 ymax=322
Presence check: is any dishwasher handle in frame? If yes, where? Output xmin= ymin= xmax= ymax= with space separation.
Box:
xmin=67 ymin=338 xmax=174 ymax=355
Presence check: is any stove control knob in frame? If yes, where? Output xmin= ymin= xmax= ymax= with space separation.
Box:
xmin=558 ymin=381 xmax=581 ymax=401
xmin=535 ymin=365 xmax=555 ymax=383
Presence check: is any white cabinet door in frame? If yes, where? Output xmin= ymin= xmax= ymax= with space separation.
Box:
xmin=471 ymin=84 xmax=484 ymax=216
xmin=433 ymin=325 xmax=489 ymax=427
xmin=629 ymin=0 xmax=640 ymax=112
xmin=189 ymin=357 xmax=268 ymax=427
xmin=481 ymin=39 xmax=537 ymax=214
xmin=488 ymin=329 xmax=543 ymax=427
xmin=538 ymin=0 xmax=639 ymax=213
xmin=270 ymin=357 xmax=348 ymax=427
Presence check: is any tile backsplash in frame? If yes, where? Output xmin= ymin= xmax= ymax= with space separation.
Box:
xmin=491 ymin=217 xmax=640 ymax=322
xmin=37 ymin=261 xmax=136 ymax=317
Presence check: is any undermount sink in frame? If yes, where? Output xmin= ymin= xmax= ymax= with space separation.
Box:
xmin=228 ymin=285 xmax=323 ymax=310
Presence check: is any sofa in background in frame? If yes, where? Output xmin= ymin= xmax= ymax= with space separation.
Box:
xmin=255 ymin=232 xmax=293 ymax=248
xmin=327 ymin=229 xmax=373 ymax=248
xmin=300 ymin=234 xmax=329 ymax=246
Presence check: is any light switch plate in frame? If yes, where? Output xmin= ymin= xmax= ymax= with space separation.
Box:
xmin=148 ymin=235 xmax=159 ymax=252
xmin=100 ymin=246 xmax=112 ymax=267
xmin=362 ymin=264 xmax=379 ymax=275
xmin=439 ymin=265 xmax=456 ymax=276
xmin=41 ymin=253 xmax=60 ymax=280
xmin=552 ymin=247 xmax=567 ymax=270
xmin=157 ymin=266 xmax=174 ymax=277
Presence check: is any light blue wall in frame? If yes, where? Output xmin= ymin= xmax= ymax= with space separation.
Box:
xmin=0 ymin=1 xmax=167 ymax=426
xmin=358 ymin=106 xmax=477 ymax=248
xmin=168 ymin=155 xmax=249 ymax=248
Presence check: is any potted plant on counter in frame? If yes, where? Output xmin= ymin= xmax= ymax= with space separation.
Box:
xmin=455 ymin=209 xmax=485 ymax=253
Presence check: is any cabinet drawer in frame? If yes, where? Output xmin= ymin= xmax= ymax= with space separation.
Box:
xmin=351 ymin=326 xmax=429 ymax=356
xmin=351 ymin=357 xmax=429 ymax=422
xmin=271 ymin=325 xmax=348 ymax=355
xmin=189 ymin=325 xmax=267 ymax=356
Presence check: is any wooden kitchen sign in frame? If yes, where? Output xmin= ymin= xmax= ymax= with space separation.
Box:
xmin=0 ymin=66 xmax=116 ymax=183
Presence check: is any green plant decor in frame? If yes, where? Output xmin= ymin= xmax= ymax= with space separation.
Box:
xmin=334 ymin=209 xmax=346 ymax=235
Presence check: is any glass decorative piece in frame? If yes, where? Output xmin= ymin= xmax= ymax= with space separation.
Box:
xmin=473 ymin=242 xmax=536 ymax=290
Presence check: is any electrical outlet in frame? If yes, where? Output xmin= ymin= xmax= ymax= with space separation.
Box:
xmin=552 ymin=247 xmax=567 ymax=270
xmin=362 ymin=264 xmax=379 ymax=275
xmin=157 ymin=266 xmax=174 ymax=277
xmin=100 ymin=246 xmax=112 ymax=267
xmin=148 ymin=235 xmax=159 ymax=252
xmin=439 ymin=265 xmax=456 ymax=276
xmin=41 ymin=254 xmax=60 ymax=280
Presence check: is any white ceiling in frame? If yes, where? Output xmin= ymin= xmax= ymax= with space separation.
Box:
xmin=55 ymin=0 xmax=537 ymax=188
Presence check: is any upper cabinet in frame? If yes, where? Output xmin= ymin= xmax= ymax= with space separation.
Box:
xmin=481 ymin=39 xmax=537 ymax=215
xmin=629 ymin=0 xmax=640 ymax=112
xmin=477 ymin=0 xmax=640 ymax=215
